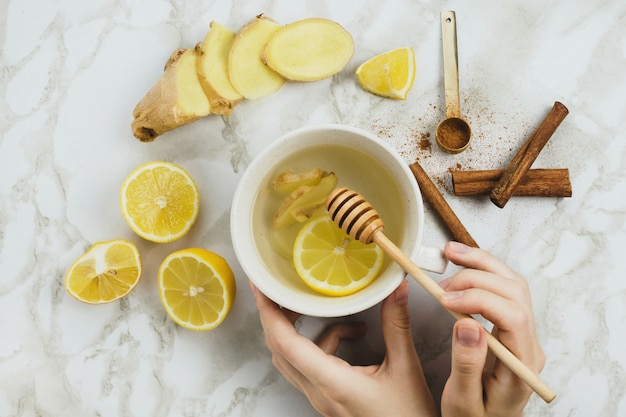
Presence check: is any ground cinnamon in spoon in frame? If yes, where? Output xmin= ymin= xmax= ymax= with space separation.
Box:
xmin=438 ymin=120 xmax=470 ymax=149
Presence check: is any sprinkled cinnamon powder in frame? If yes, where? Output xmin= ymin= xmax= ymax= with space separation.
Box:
xmin=366 ymin=91 xmax=537 ymax=201
xmin=418 ymin=132 xmax=432 ymax=151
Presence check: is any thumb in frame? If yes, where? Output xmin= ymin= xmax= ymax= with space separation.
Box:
xmin=446 ymin=318 xmax=488 ymax=405
xmin=380 ymin=279 xmax=418 ymax=367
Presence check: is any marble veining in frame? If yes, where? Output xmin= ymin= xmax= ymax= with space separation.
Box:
xmin=1 ymin=0 xmax=625 ymax=416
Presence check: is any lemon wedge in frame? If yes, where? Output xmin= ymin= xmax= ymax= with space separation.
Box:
xmin=355 ymin=46 xmax=416 ymax=100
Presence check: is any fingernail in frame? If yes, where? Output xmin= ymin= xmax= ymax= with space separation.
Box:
xmin=441 ymin=291 xmax=462 ymax=302
xmin=439 ymin=277 xmax=451 ymax=290
xmin=448 ymin=241 xmax=470 ymax=254
xmin=457 ymin=324 xmax=480 ymax=347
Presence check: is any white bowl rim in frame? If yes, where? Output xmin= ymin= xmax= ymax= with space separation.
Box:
xmin=230 ymin=123 xmax=424 ymax=317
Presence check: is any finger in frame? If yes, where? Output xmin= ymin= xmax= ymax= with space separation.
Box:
xmin=315 ymin=321 xmax=367 ymax=355
xmin=441 ymin=268 xmax=533 ymax=310
xmin=441 ymin=288 xmax=530 ymax=335
xmin=250 ymin=281 xmax=348 ymax=385
xmin=441 ymin=288 xmax=537 ymax=370
xmin=443 ymin=318 xmax=487 ymax=415
xmin=250 ymin=281 xmax=315 ymax=388
xmin=250 ymin=280 xmax=300 ymax=342
xmin=380 ymin=280 xmax=420 ymax=369
xmin=444 ymin=241 xmax=522 ymax=282
xmin=271 ymin=352 xmax=315 ymax=393
xmin=282 ymin=307 xmax=302 ymax=325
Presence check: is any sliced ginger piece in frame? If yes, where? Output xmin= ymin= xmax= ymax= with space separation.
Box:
xmin=131 ymin=48 xmax=211 ymax=141
xmin=196 ymin=22 xmax=243 ymax=115
xmin=291 ymin=204 xmax=326 ymax=223
xmin=264 ymin=18 xmax=354 ymax=82
xmin=228 ymin=15 xmax=285 ymax=100
xmin=272 ymin=168 xmax=328 ymax=194
xmin=273 ymin=173 xmax=338 ymax=229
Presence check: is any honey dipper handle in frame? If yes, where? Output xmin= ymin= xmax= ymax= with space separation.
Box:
xmin=371 ymin=230 xmax=556 ymax=403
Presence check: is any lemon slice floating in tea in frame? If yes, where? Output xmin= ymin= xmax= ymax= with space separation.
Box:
xmin=64 ymin=239 xmax=142 ymax=304
xmin=292 ymin=214 xmax=384 ymax=296
xmin=120 ymin=161 xmax=199 ymax=243
xmin=158 ymin=248 xmax=236 ymax=331
xmin=355 ymin=46 xmax=415 ymax=100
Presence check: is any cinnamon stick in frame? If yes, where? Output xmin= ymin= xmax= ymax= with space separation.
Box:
xmin=490 ymin=101 xmax=569 ymax=208
xmin=452 ymin=169 xmax=572 ymax=197
xmin=409 ymin=161 xmax=479 ymax=248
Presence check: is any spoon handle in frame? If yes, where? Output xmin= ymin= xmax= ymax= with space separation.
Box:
xmin=371 ymin=230 xmax=556 ymax=404
xmin=441 ymin=10 xmax=461 ymax=119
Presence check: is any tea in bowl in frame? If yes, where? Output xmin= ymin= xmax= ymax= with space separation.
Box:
xmin=230 ymin=124 xmax=445 ymax=317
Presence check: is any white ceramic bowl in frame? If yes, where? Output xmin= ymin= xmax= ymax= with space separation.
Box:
xmin=231 ymin=124 xmax=442 ymax=317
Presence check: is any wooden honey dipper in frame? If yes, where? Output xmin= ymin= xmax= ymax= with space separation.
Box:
xmin=325 ymin=187 xmax=556 ymax=403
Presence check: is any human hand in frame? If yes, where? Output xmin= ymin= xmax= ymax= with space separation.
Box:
xmin=251 ymin=279 xmax=437 ymax=417
xmin=439 ymin=241 xmax=546 ymax=417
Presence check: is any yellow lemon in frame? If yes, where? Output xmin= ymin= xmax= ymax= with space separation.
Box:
xmin=64 ymin=239 xmax=142 ymax=304
xmin=355 ymin=46 xmax=416 ymax=100
xmin=293 ymin=215 xmax=384 ymax=296
xmin=158 ymin=248 xmax=236 ymax=331
xmin=120 ymin=161 xmax=199 ymax=243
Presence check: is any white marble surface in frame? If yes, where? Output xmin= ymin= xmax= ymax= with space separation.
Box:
xmin=1 ymin=0 xmax=625 ymax=416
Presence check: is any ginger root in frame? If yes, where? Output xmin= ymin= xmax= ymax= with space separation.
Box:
xmin=131 ymin=15 xmax=355 ymax=141
xmin=131 ymin=48 xmax=211 ymax=142
xmin=263 ymin=18 xmax=354 ymax=82
xmin=196 ymin=22 xmax=243 ymax=115
xmin=228 ymin=15 xmax=285 ymax=100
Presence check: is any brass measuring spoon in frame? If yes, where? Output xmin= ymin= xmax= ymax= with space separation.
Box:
xmin=436 ymin=11 xmax=471 ymax=153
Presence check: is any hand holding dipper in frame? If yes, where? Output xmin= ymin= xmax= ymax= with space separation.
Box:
xmin=325 ymin=187 xmax=556 ymax=403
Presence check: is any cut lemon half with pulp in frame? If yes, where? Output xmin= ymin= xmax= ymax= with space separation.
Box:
xmin=158 ymin=248 xmax=236 ymax=331
xmin=120 ymin=161 xmax=199 ymax=243
xmin=293 ymin=215 xmax=384 ymax=296
xmin=64 ymin=239 xmax=142 ymax=304
xmin=355 ymin=46 xmax=415 ymax=100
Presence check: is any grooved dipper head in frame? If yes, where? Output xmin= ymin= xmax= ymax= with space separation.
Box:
xmin=324 ymin=187 xmax=385 ymax=244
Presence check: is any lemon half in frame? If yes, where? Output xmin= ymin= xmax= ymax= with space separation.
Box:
xmin=158 ymin=248 xmax=236 ymax=331
xmin=64 ymin=239 xmax=142 ymax=304
xmin=120 ymin=161 xmax=199 ymax=243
